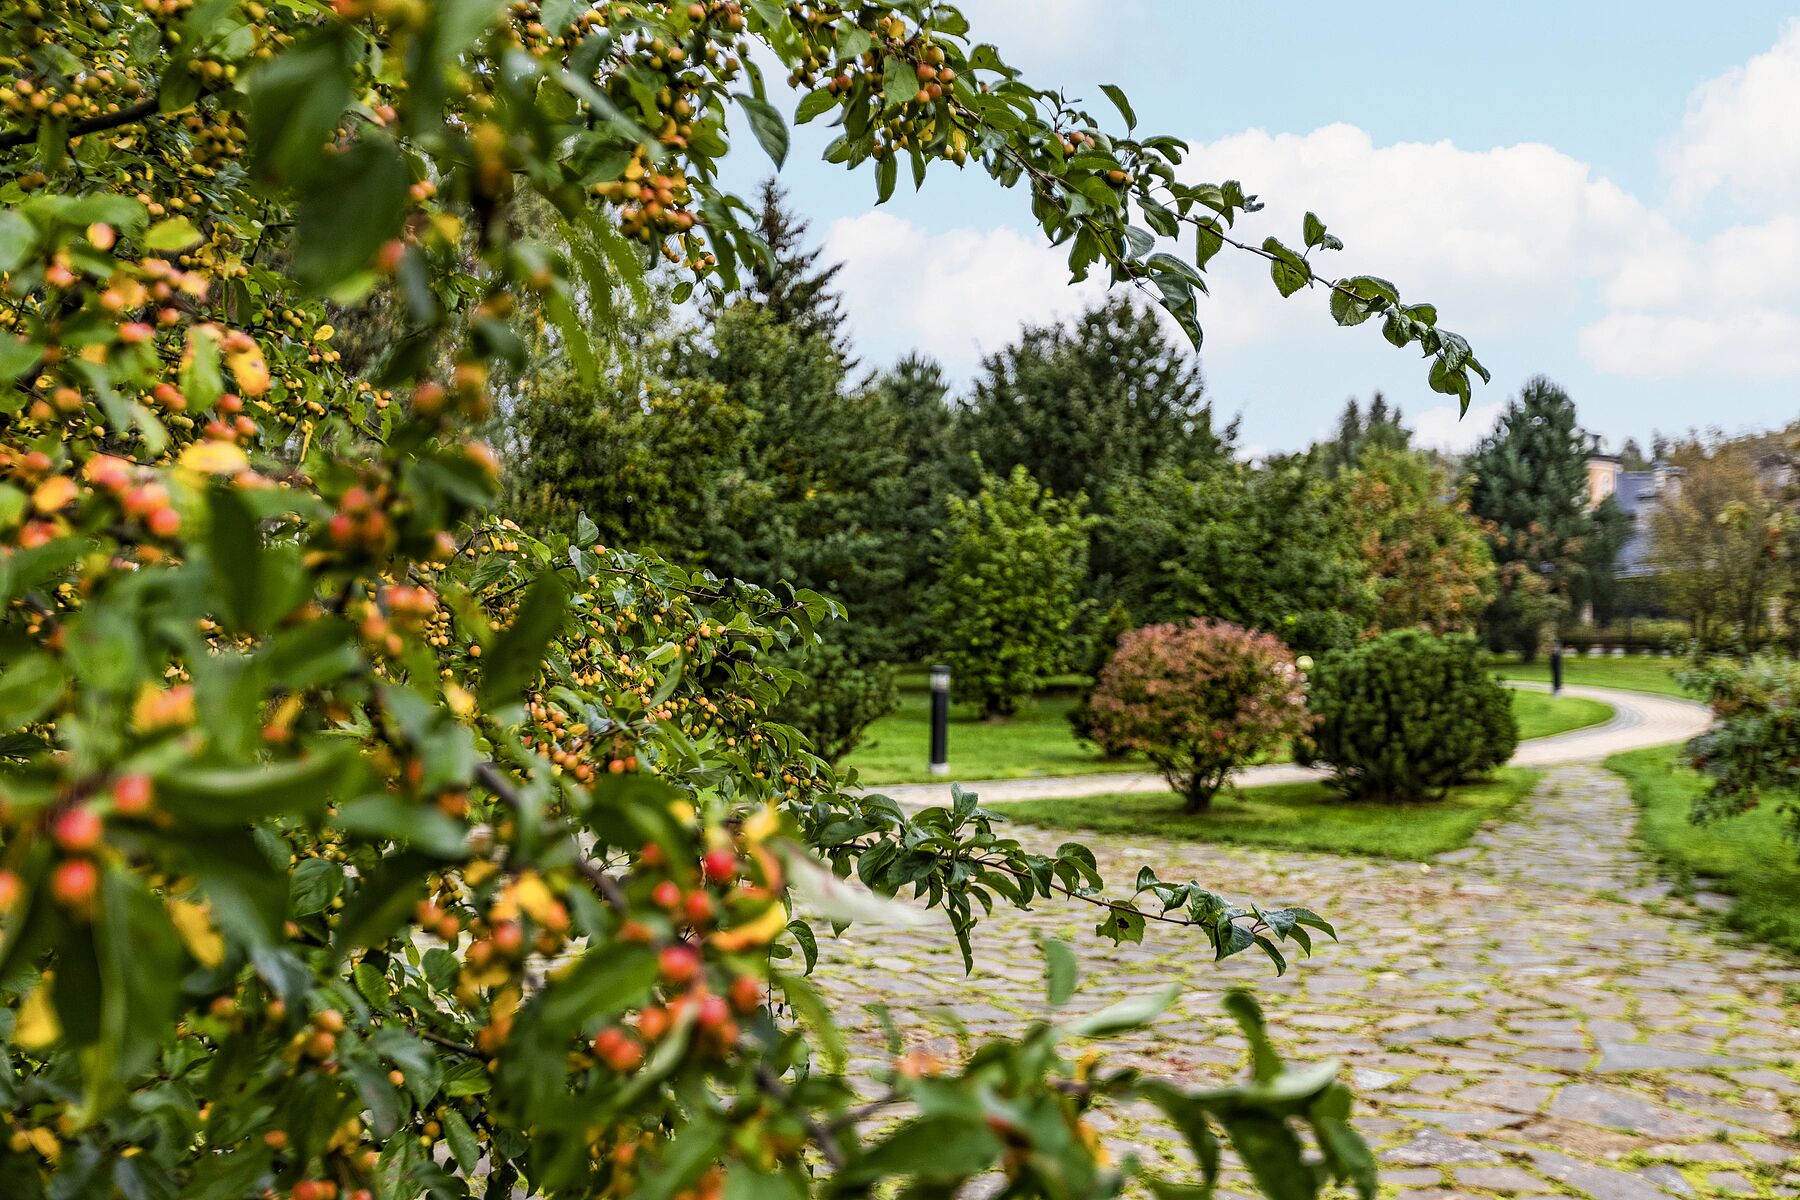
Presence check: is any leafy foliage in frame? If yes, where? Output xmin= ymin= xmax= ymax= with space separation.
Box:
xmin=960 ymin=295 xmax=1231 ymax=534
xmin=1086 ymin=620 xmax=1312 ymax=813
xmin=1297 ymin=631 xmax=1519 ymax=802
xmin=1679 ymin=654 xmax=1800 ymax=845
xmin=927 ymin=466 xmax=1092 ymax=718
xmin=1104 ymin=459 xmax=1376 ymax=654
xmin=1649 ymin=432 xmax=1797 ymax=646
xmin=768 ymin=637 xmax=898 ymax=767
xmin=0 ymin=0 xmax=1483 ymax=1194
xmin=1342 ymin=448 xmax=1496 ymax=635
xmin=1315 ymin=392 xmax=1410 ymax=478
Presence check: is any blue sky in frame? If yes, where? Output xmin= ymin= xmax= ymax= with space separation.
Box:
xmin=721 ymin=3 xmax=1800 ymax=456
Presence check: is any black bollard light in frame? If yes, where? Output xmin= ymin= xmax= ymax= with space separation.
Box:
xmin=1550 ymin=639 xmax=1564 ymax=697
xmin=928 ymin=665 xmax=950 ymax=777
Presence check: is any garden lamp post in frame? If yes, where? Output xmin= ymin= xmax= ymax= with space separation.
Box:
xmin=929 ymin=665 xmax=951 ymax=777
xmin=1539 ymin=561 xmax=1563 ymax=696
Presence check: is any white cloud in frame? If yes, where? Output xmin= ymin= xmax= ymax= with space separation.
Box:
xmin=1662 ymin=18 xmax=1800 ymax=211
xmin=1414 ymin=399 xmax=1505 ymax=454
xmin=1179 ymin=124 xmax=1659 ymax=351
xmin=821 ymin=211 xmax=1106 ymax=375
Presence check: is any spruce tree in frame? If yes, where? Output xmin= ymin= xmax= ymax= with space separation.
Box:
xmin=744 ymin=177 xmax=853 ymax=362
xmin=1316 ymin=391 xmax=1410 ymax=476
xmin=1464 ymin=376 xmax=1599 ymax=653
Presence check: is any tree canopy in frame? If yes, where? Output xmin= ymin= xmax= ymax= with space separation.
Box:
xmin=0 ymin=1 xmax=1486 ymax=1196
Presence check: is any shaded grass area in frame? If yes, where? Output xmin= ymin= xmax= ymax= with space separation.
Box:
xmin=1511 ymin=690 xmax=1614 ymax=741
xmin=1607 ymin=745 xmax=1800 ymax=956
xmin=847 ymin=684 xmax=1612 ymax=787
xmin=993 ymin=769 xmax=1539 ymax=861
xmin=1494 ymin=654 xmax=1686 ymax=698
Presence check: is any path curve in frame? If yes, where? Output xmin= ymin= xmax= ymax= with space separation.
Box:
xmin=861 ymin=683 xmax=1711 ymax=808
xmin=814 ymin=766 xmax=1800 ymax=1199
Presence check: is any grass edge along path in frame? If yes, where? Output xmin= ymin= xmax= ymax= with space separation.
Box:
xmin=1606 ymin=745 xmax=1800 ymax=956
xmin=996 ymin=768 xmax=1540 ymax=861
xmin=847 ymin=686 xmax=1613 ymax=787
xmin=1494 ymin=654 xmax=1686 ymax=698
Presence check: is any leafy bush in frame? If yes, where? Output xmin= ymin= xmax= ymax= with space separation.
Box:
xmin=770 ymin=639 xmax=900 ymax=766
xmin=1680 ymin=653 xmax=1800 ymax=842
xmin=1298 ymin=631 xmax=1518 ymax=801
xmin=928 ymin=465 xmax=1092 ymax=718
xmin=1068 ymin=599 xmax=1136 ymax=755
xmin=1086 ymin=620 xmax=1312 ymax=812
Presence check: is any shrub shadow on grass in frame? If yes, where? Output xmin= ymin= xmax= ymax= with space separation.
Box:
xmin=998 ymin=769 xmax=1539 ymax=861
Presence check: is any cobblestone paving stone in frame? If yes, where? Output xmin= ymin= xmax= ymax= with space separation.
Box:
xmin=808 ymin=766 xmax=1800 ymax=1199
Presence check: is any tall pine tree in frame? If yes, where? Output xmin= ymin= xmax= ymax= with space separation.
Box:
xmin=1464 ymin=376 xmax=1600 ymax=654
xmin=742 ymin=177 xmax=853 ymax=363
xmin=1316 ymin=392 xmax=1411 ymax=476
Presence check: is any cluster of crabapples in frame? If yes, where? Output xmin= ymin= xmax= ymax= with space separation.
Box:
xmin=0 ymin=773 xmax=156 ymax=924
xmin=588 ymin=841 xmax=771 ymax=1074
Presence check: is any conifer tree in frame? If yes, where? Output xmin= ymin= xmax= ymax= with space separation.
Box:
xmin=743 ymin=177 xmax=853 ymax=362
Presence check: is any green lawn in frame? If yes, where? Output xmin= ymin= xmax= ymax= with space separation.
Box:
xmin=1511 ymin=690 xmax=1613 ymax=740
xmin=1607 ymin=745 xmax=1800 ymax=955
xmin=845 ymin=685 xmax=1613 ymax=786
xmin=996 ymin=769 xmax=1540 ymax=860
xmin=844 ymin=689 xmax=1148 ymax=786
xmin=1493 ymin=654 xmax=1686 ymax=698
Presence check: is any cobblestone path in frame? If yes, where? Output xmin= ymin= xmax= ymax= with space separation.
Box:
xmin=811 ymin=766 xmax=1800 ymax=1199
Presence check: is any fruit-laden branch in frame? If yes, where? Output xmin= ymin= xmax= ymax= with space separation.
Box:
xmin=0 ymin=95 xmax=161 ymax=150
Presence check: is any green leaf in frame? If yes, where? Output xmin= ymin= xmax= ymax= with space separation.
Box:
xmin=0 ymin=209 xmax=37 ymax=272
xmin=1099 ymin=83 xmax=1136 ymax=130
xmin=207 ymin=486 xmax=266 ymax=632
xmin=881 ymin=55 xmax=917 ymax=112
xmin=845 ymin=1115 xmax=1003 ymax=1185
xmin=144 ymin=217 xmax=202 ymax=252
xmin=331 ymin=851 xmax=435 ymax=958
xmin=794 ymin=87 xmax=836 ymax=125
xmin=735 ymin=93 xmax=789 ymax=169
xmin=158 ymin=749 xmax=350 ymax=827
xmin=1062 ymin=982 xmax=1176 ymax=1037
xmin=0 ymin=653 xmax=62 ymax=730
xmin=479 ymin=570 xmax=571 ymax=704
xmin=1041 ymin=936 xmax=1076 ymax=1007
xmin=538 ymin=943 xmax=658 ymax=1033
xmin=294 ymin=135 xmax=410 ymax=292
xmin=245 ymin=27 xmax=354 ymax=183
xmin=1329 ymin=286 xmax=1373 ymax=327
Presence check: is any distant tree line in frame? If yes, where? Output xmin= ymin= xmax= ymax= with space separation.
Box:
xmin=502 ymin=184 xmax=1798 ymax=737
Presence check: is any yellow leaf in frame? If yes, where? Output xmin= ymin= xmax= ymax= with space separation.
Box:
xmin=709 ymin=901 xmax=787 ymax=953
xmin=24 ymin=1127 xmax=60 ymax=1163
xmin=30 ymin=475 xmax=77 ymax=514
xmin=224 ymin=343 xmax=270 ymax=397
xmin=512 ymin=872 xmax=560 ymax=926
xmin=16 ymin=979 xmax=61 ymax=1050
xmin=178 ymin=441 xmax=248 ymax=476
xmin=169 ymin=899 xmax=225 ymax=967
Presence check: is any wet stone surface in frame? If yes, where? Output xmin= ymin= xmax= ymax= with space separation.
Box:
xmin=808 ymin=767 xmax=1800 ymax=1198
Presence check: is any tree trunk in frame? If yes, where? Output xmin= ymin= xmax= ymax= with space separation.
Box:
xmin=1182 ymin=778 xmax=1215 ymax=815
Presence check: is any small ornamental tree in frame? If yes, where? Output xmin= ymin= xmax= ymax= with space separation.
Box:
xmin=928 ymin=465 xmax=1091 ymax=718
xmin=0 ymin=1 xmax=1486 ymax=1196
xmin=1297 ymin=631 xmax=1518 ymax=802
xmin=1087 ymin=620 xmax=1312 ymax=813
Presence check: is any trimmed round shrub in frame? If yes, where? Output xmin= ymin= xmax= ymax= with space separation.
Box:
xmin=1296 ymin=630 xmax=1518 ymax=801
xmin=1087 ymin=619 xmax=1313 ymax=813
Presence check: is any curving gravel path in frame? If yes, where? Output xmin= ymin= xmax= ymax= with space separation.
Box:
xmin=815 ymin=763 xmax=1800 ymax=1200
xmin=862 ymin=684 xmax=1713 ymax=809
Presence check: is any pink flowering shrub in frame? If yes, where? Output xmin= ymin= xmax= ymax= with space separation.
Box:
xmin=1088 ymin=619 xmax=1313 ymax=813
